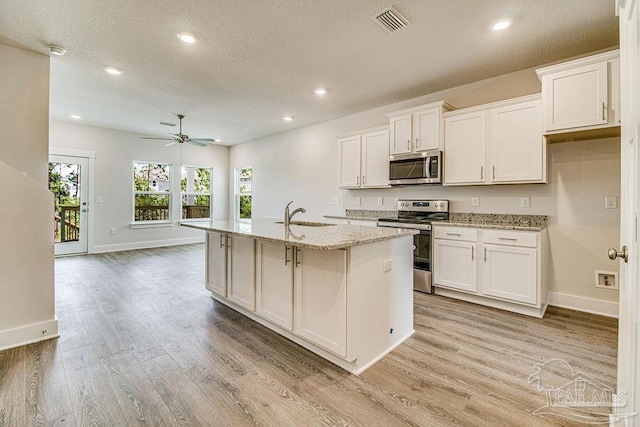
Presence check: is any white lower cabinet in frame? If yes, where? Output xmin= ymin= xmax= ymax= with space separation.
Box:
xmin=294 ymin=248 xmax=347 ymax=357
xmin=433 ymin=225 xmax=547 ymax=317
xmin=206 ymin=232 xmax=256 ymax=310
xmin=255 ymin=241 xmax=294 ymax=330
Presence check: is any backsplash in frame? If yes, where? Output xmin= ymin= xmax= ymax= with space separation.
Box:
xmin=449 ymin=212 xmax=548 ymax=228
xmin=344 ymin=209 xmax=398 ymax=219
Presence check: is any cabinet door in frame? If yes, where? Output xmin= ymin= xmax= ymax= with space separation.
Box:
xmin=483 ymin=244 xmax=537 ymax=305
xmin=227 ymin=235 xmax=256 ymax=311
xmin=490 ymin=100 xmax=544 ymax=183
xmin=444 ymin=111 xmax=487 ymax=185
xmin=413 ymin=108 xmax=441 ymax=151
xmin=362 ymin=128 xmax=389 ymax=187
xmin=389 ymin=114 xmax=412 ymax=155
xmin=543 ymin=62 xmax=608 ymax=131
xmin=206 ymin=232 xmax=227 ymax=297
xmin=433 ymin=239 xmax=477 ymax=293
xmin=338 ymin=135 xmax=361 ymax=188
xmin=255 ymin=241 xmax=293 ymax=330
xmin=294 ymin=248 xmax=347 ymax=357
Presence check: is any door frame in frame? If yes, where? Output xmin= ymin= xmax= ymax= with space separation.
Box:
xmin=49 ymin=147 xmax=95 ymax=254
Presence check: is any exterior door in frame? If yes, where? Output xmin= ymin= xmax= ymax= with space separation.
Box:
xmin=48 ymin=155 xmax=89 ymax=255
xmin=615 ymin=0 xmax=640 ymax=423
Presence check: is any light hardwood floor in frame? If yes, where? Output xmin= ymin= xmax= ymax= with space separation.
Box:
xmin=0 ymin=243 xmax=617 ymax=426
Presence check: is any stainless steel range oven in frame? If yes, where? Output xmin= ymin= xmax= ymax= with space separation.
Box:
xmin=377 ymin=199 xmax=449 ymax=293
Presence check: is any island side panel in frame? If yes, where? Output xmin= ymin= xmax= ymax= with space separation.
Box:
xmin=346 ymin=235 xmax=414 ymax=371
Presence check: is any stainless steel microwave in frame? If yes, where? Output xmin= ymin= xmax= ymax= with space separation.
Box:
xmin=389 ymin=150 xmax=443 ymax=185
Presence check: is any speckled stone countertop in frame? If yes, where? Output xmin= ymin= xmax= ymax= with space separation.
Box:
xmin=324 ymin=209 xmax=398 ymax=222
xmin=435 ymin=213 xmax=548 ymax=231
xmin=181 ymin=219 xmax=417 ymax=250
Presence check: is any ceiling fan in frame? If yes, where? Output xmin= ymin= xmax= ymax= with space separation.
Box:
xmin=141 ymin=114 xmax=214 ymax=147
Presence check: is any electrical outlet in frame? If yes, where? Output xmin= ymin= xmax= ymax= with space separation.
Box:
xmin=595 ymin=270 xmax=618 ymax=289
xmin=521 ymin=197 xmax=530 ymax=208
xmin=110 ymin=228 xmax=117 ymax=235
xmin=605 ymin=196 xmax=617 ymax=209
xmin=329 ymin=197 xmax=340 ymax=205
xmin=377 ymin=197 xmax=384 ymax=205
xmin=472 ymin=197 xmax=480 ymax=207
xmin=355 ymin=197 xmax=361 ymax=206
xmin=95 ymin=196 xmax=103 ymax=204
xmin=383 ymin=259 xmax=392 ymax=272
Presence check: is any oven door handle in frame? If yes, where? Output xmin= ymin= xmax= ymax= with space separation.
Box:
xmin=377 ymin=222 xmax=431 ymax=231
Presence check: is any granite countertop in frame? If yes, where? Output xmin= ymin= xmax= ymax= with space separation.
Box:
xmin=435 ymin=213 xmax=548 ymax=231
xmin=181 ymin=219 xmax=417 ymax=250
xmin=324 ymin=209 xmax=397 ymax=222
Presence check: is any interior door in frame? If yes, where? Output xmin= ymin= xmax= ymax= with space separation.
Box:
xmin=48 ymin=155 xmax=89 ymax=255
xmin=615 ymin=0 xmax=639 ymax=423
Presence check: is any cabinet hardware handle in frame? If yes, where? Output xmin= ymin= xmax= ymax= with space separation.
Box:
xmin=295 ymin=247 xmax=302 ymax=267
xmin=471 ymin=246 xmax=475 ymax=260
xmin=480 ymin=166 xmax=484 ymax=180
xmin=602 ymin=102 xmax=607 ymax=121
xmin=492 ymin=166 xmax=496 ymax=180
xmin=363 ymin=175 xmax=366 ymax=184
xmin=284 ymin=246 xmax=290 ymax=266
xmin=498 ymin=237 xmax=518 ymax=241
xmin=484 ymin=247 xmax=487 ymax=262
xmin=226 ymin=235 xmax=231 ymax=248
xmin=446 ymin=232 xmax=462 ymax=236
xmin=219 ymin=233 xmax=224 ymax=248
xmin=357 ymin=176 xmax=360 ymax=185
xmin=407 ymin=139 xmax=411 ymax=150
xmin=416 ymin=137 xmax=420 ymax=148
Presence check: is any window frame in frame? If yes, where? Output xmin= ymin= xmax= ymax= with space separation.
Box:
xmin=235 ymin=166 xmax=252 ymax=221
xmin=180 ymin=165 xmax=213 ymax=221
xmin=132 ymin=161 xmax=173 ymax=224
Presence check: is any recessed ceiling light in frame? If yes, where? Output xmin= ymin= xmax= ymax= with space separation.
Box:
xmin=177 ymin=32 xmax=197 ymax=43
xmin=214 ymin=138 xmax=222 ymax=142
xmin=70 ymin=114 xmax=81 ymax=119
xmin=104 ymin=66 xmax=123 ymax=75
xmin=491 ymin=19 xmax=512 ymax=31
xmin=314 ymin=87 xmax=327 ymax=95
xmin=49 ymin=45 xmax=66 ymax=56
xmin=283 ymin=115 xmax=293 ymax=122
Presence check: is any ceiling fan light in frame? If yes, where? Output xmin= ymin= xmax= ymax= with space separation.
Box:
xmin=177 ymin=32 xmax=197 ymax=43
xmin=491 ymin=19 xmax=512 ymax=31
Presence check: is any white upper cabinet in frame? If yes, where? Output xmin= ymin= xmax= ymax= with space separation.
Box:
xmin=387 ymin=101 xmax=452 ymax=155
xmin=536 ymin=50 xmax=620 ymax=140
xmin=338 ymin=126 xmax=390 ymax=189
xmin=444 ymin=94 xmax=546 ymax=186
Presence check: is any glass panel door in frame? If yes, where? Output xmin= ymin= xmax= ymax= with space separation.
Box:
xmin=49 ymin=155 xmax=89 ymax=255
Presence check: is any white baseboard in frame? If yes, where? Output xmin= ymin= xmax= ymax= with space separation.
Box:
xmin=92 ymin=236 xmax=205 ymax=254
xmin=547 ymin=291 xmax=619 ymax=318
xmin=0 ymin=318 xmax=59 ymax=351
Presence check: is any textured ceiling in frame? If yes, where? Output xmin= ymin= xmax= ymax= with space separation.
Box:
xmin=0 ymin=0 xmax=619 ymax=145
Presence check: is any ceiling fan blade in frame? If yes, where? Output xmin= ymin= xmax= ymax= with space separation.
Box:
xmin=164 ymin=140 xmax=179 ymax=146
xmin=189 ymin=138 xmax=216 ymax=143
xmin=141 ymin=136 xmax=174 ymax=140
xmin=158 ymin=121 xmax=177 ymax=127
xmin=187 ymin=140 xmax=207 ymax=147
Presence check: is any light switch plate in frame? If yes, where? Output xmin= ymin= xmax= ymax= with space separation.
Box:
xmin=383 ymin=259 xmax=392 ymax=272
xmin=605 ymin=196 xmax=617 ymax=209
xmin=377 ymin=197 xmax=384 ymax=205
xmin=95 ymin=196 xmax=103 ymax=204
xmin=521 ymin=197 xmax=530 ymax=208
xmin=355 ymin=197 xmax=361 ymax=206
xmin=471 ymin=197 xmax=479 ymax=207
xmin=329 ymin=197 xmax=340 ymax=205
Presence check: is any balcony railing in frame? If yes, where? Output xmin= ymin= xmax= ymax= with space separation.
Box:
xmin=134 ymin=205 xmax=210 ymax=222
xmin=54 ymin=205 xmax=80 ymax=242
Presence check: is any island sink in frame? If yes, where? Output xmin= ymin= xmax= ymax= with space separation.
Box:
xmin=273 ymin=220 xmax=335 ymax=227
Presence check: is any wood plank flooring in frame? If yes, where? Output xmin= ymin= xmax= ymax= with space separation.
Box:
xmin=0 ymin=243 xmax=617 ymax=426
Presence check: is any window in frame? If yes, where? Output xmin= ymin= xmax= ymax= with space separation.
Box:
xmin=133 ymin=162 xmax=171 ymax=222
xmin=236 ymin=167 xmax=252 ymax=220
xmin=181 ymin=166 xmax=212 ymax=220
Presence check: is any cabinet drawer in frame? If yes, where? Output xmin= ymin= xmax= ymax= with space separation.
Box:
xmin=434 ymin=226 xmax=477 ymax=241
xmin=482 ymin=230 xmax=538 ymax=248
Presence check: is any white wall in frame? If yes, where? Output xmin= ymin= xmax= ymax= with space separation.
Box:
xmin=0 ymin=43 xmax=57 ymax=350
xmin=229 ymin=64 xmax=621 ymax=313
xmin=50 ymin=121 xmax=230 ymax=252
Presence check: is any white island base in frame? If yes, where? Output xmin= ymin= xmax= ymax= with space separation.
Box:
xmin=199 ymin=225 xmax=415 ymax=375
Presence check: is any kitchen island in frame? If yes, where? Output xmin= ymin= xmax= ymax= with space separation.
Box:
xmin=182 ymin=219 xmax=417 ymax=374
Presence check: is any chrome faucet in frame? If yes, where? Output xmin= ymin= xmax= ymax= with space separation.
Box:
xmin=284 ymin=200 xmax=306 ymax=227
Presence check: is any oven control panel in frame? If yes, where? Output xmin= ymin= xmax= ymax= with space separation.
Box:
xmin=397 ymin=199 xmax=449 ymax=212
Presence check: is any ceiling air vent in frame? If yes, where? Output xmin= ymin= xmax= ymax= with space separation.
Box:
xmin=372 ymin=6 xmax=410 ymax=33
